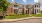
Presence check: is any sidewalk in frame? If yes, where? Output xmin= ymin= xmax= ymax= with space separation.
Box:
xmin=0 ymin=17 xmax=29 ymax=22
xmin=0 ymin=17 xmax=42 ymax=22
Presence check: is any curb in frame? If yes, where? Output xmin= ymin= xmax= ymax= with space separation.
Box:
xmin=0 ymin=17 xmax=42 ymax=22
xmin=0 ymin=17 xmax=29 ymax=22
xmin=29 ymin=17 xmax=42 ymax=19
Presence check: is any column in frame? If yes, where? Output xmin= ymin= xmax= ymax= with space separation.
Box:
xmin=24 ymin=5 xmax=26 ymax=14
xmin=34 ymin=5 xmax=35 ymax=14
xmin=36 ymin=5 xmax=37 ymax=14
xmin=12 ymin=6 xmax=14 ymax=14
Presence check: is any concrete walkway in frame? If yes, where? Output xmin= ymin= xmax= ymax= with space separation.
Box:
xmin=0 ymin=17 xmax=29 ymax=22
xmin=0 ymin=17 xmax=42 ymax=22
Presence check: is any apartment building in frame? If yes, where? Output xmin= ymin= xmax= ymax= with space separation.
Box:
xmin=6 ymin=2 xmax=40 ymax=15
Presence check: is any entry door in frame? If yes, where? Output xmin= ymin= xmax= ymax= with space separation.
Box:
xmin=26 ymin=10 xmax=27 ymax=14
xmin=14 ymin=9 xmax=18 ymax=14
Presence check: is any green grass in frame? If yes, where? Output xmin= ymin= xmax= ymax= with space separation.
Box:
xmin=32 ymin=13 xmax=42 ymax=17
xmin=5 ymin=14 xmax=29 ymax=19
xmin=5 ymin=13 xmax=42 ymax=19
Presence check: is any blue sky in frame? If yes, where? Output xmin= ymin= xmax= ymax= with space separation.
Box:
xmin=7 ymin=0 xmax=42 ymax=11
xmin=8 ymin=0 xmax=35 ymax=4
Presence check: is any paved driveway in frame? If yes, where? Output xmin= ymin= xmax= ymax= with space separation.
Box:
xmin=1 ymin=18 xmax=42 ymax=23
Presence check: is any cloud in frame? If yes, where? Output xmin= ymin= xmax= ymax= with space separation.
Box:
xmin=34 ymin=0 xmax=42 ymax=3
xmin=23 ymin=0 xmax=27 ymax=3
xmin=12 ymin=0 xmax=14 ymax=2
xmin=34 ymin=0 xmax=38 ymax=3
xmin=40 ymin=0 xmax=42 ymax=2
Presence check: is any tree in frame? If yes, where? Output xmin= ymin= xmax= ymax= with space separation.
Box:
xmin=0 ymin=0 xmax=10 ymax=12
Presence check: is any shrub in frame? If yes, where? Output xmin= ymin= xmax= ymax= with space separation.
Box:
xmin=6 ymin=13 xmax=16 ymax=16
xmin=10 ymin=13 xmax=15 ymax=16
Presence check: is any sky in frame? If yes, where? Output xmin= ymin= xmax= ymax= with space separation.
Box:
xmin=7 ymin=0 xmax=42 ymax=11
xmin=8 ymin=0 xmax=35 ymax=4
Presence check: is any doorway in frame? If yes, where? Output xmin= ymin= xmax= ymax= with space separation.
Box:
xmin=26 ymin=10 xmax=28 ymax=14
xmin=14 ymin=9 xmax=18 ymax=14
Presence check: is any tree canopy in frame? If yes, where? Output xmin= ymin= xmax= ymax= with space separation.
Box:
xmin=0 ymin=0 xmax=9 ymax=12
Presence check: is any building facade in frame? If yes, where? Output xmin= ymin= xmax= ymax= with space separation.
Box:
xmin=6 ymin=2 xmax=40 ymax=15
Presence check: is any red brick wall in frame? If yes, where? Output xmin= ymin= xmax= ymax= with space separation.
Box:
xmin=6 ymin=7 xmax=13 ymax=15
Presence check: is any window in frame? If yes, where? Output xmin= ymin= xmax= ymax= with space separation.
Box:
xmin=35 ymin=5 xmax=36 ymax=8
xmin=37 ymin=9 xmax=38 ymax=13
xmin=19 ymin=9 xmax=22 ymax=12
xmin=39 ymin=5 xmax=40 ymax=8
xmin=35 ymin=9 xmax=36 ymax=14
xmin=26 ymin=6 xmax=28 ymax=9
xmin=37 ymin=5 xmax=38 ymax=7
xmin=37 ymin=5 xmax=40 ymax=8
xmin=19 ymin=5 xmax=23 ymax=8
xmin=14 ymin=5 xmax=18 ymax=7
xmin=37 ymin=9 xmax=40 ymax=13
xmin=38 ymin=9 xmax=40 ymax=13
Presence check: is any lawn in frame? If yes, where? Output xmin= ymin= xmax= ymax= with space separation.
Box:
xmin=32 ymin=13 xmax=42 ymax=17
xmin=5 ymin=14 xmax=29 ymax=19
xmin=5 ymin=13 xmax=42 ymax=19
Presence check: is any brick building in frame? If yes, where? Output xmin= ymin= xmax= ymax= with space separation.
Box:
xmin=6 ymin=2 xmax=40 ymax=15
